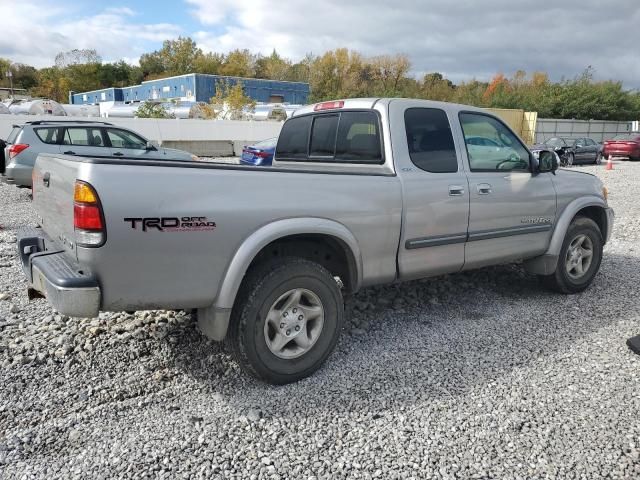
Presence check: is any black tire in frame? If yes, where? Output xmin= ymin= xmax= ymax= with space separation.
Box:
xmin=226 ymin=257 xmax=343 ymax=384
xmin=566 ymin=152 xmax=575 ymax=167
xmin=539 ymin=217 xmax=603 ymax=294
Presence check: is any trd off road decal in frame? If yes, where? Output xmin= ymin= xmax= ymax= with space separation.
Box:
xmin=124 ymin=217 xmax=216 ymax=232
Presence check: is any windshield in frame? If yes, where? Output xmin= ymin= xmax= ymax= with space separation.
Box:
xmin=6 ymin=126 xmax=22 ymax=144
xmin=612 ymin=133 xmax=638 ymax=140
xmin=544 ymin=138 xmax=566 ymax=147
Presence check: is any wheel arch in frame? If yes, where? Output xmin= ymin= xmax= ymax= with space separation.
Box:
xmin=524 ymin=196 xmax=609 ymax=275
xmin=197 ymin=218 xmax=362 ymax=341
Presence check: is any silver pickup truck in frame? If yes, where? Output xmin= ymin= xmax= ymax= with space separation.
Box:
xmin=17 ymin=98 xmax=614 ymax=384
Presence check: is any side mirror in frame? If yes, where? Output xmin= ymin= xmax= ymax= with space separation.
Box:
xmin=536 ymin=150 xmax=558 ymax=174
xmin=145 ymin=141 xmax=157 ymax=151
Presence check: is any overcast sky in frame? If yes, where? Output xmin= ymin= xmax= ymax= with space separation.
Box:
xmin=1 ymin=0 xmax=638 ymax=87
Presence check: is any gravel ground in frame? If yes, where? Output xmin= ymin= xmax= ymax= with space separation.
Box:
xmin=1 ymin=161 xmax=639 ymax=479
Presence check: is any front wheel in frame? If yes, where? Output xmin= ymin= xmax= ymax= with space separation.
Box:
xmin=227 ymin=257 xmax=344 ymax=384
xmin=539 ymin=217 xmax=603 ymax=294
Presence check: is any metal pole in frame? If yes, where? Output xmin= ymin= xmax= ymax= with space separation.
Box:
xmin=6 ymin=70 xmax=13 ymax=98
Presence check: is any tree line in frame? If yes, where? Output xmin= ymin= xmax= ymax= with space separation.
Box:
xmin=1 ymin=37 xmax=639 ymax=121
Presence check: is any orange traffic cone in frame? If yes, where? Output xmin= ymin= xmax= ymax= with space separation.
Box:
xmin=606 ymin=155 xmax=613 ymax=170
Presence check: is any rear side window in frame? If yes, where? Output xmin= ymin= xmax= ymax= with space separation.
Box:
xmin=6 ymin=127 xmax=22 ymax=144
xmin=404 ymin=108 xmax=458 ymax=173
xmin=35 ymin=127 xmax=61 ymax=145
xmin=276 ymin=111 xmax=382 ymax=163
xmin=276 ymin=115 xmax=312 ymax=159
xmin=63 ymin=128 xmax=105 ymax=147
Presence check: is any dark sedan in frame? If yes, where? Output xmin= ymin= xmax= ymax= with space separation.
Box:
xmin=532 ymin=137 xmax=602 ymax=166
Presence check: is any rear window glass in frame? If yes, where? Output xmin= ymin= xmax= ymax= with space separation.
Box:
xmin=35 ymin=127 xmax=61 ymax=145
xmin=276 ymin=115 xmax=312 ymax=159
xmin=405 ymin=108 xmax=457 ymax=173
xmin=6 ymin=127 xmax=22 ymax=144
xmin=613 ymin=133 xmax=639 ymax=140
xmin=277 ymin=111 xmax=382 ymax=163
xmin=310 ymin=115 xmax=339 ymax=157
xmin=334 ymin=111 xmax=382 ymax=162
xmin=253 ymin=137 xmax=277 ymax=149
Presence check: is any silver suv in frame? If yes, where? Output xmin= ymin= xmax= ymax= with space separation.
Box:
xmin=1 ymin=121 xmax=198 ymax=187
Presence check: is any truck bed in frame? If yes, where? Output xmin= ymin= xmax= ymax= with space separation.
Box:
xmin=31 ymin=154 xmax=403 ymax=311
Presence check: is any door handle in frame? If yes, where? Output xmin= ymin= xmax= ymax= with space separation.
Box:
xmin=477 ymin=183 xmax=492 ymax=195
xmin=113 ymin=152 xmax=124 ymax=157
xmin=42 ymin=172 xmax=50 ymax=188
xmin=448 ymin=185 xmax=465 ymax=196
xmin=63 ymin=150 xmax=75 ymax=155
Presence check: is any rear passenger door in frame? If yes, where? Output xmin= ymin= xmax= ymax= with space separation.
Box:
xmin=61 ymin=127 xmax=110 ymax=157
xmin=392 ymin=103 xmax=470 ymax=280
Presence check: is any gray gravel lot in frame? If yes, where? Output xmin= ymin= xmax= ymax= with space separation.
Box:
xmin=1 ymin=161 xmax=639 ymax=479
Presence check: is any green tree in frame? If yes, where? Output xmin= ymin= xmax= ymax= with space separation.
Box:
xmin=220 ymin=49 xmax=255 ymax=77
xmin=135 ymin=101 xmax=174 ymax=119
xmin=32 ymin=67 xmax=71 ymax=102
xmin=202 ymin=80 xmax=256 ymax=120
xmin=193 ymin=52 xmax=224 ymax=75
xmin=255 ymin=50 xmax=291 ymax=80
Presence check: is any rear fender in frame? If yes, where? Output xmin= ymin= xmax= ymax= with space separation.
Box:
xmin=198 ymin=218 xmax=362 ymax=341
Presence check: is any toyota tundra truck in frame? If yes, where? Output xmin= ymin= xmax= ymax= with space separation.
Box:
xmin=17 ymin=98 xmax=614 ymax=384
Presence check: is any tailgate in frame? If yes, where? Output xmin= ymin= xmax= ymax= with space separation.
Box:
xmin=32 ymin=154 xmax=80 ymax=259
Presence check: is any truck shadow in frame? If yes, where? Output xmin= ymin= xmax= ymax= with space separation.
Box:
xmin=165 ymin=250 xmax=636 ymax=418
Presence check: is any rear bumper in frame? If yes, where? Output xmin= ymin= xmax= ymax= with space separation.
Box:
xmin=4 ymin=163 xmax=32 ymax=187
xmin=17 ymin=227 xmax=100 ymax=318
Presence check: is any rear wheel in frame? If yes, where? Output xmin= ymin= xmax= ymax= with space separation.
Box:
xmin=539 ymin=217 xmax=603 ymax=294
xmin=227 ymin=257 xmax=343 ymax=384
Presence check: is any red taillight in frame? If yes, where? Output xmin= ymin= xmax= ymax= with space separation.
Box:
xmin=73 ymin=180 xmax=105 ymax=246
xmin=74 ymin=204 xmax=103 ymax=230
xmin=9 ymin=143 xmax=29 ymax=159
xmin=255 ymin=150 xmax=271 ymax=158
xmin=314 ymin=100 xmax=344 ymax=111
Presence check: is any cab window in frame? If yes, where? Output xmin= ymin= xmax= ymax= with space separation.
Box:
xmin=459 ymin=113 xmax=530 ymax=171
xmin=405 ymin=108 xmax=457 ymax=173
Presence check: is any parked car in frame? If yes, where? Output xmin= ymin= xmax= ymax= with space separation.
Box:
xmin=18 ymin=98 xmax=613 ymax=384
xmin=531 ymin=137 xmax=602 ymax=166
xmin=1 ymin=120 xmax=199 ymax=187
xmin=240 ymin=137 xmax=277 ymax=166
xmin=602 ymin=133 xmax=640 ymax=161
